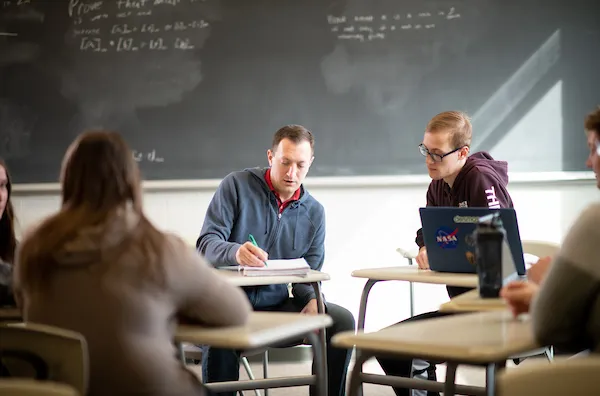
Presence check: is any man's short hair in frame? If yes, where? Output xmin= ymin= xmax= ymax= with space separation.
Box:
xmin=426 ymin=111 xmax=472 ymax=149
xmin=584 ymin=106 xmax=600 ymax=138
xmin=272 ymin=124 xmax=314 ymax=153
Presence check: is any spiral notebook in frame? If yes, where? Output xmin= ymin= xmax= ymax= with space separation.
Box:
xmin=219 ymin=258 xmax=311 ymax=277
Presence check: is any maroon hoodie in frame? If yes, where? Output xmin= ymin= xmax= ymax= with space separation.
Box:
xmin=415 ymin=151 xmax=513 ymax=248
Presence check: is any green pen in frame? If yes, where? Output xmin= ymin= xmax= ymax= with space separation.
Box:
xmin=248 ymin=234 xmax=268 ymax=266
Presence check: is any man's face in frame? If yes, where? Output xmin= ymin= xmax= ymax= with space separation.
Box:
xmin=267 ymin=138 xmax=314 ymax=199
xmin=421 ymin=130 xmax=466 ymax=180
xmin=586 ymin=130 xmax=600 ymax=189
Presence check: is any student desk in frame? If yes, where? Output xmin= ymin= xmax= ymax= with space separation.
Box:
xmin=214 ymin=269 xmax=331 ymax=393
xmin=0 ymin=307 xmax=20 ymax=322
xmin=176 ymin=312 xmax=333 ymax=396
xmin=439 ymin=289 xmax=507 ymax=313
xmin=332 ymin=311 xmax=538 ymax=396
xmin=351 ymin=266 xmax=478 ymax=394
xmin=352 ymin=266 xmax=477 ymax=330
xmin=216 ymin=270 xmax=330 ymax=358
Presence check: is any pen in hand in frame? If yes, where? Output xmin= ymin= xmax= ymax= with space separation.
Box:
xmin=248 ymin=234 xmax=268 ymax=267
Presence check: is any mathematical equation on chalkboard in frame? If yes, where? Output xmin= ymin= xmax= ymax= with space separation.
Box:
xmin=66 ymin=0 xmax=209 ymax=53
xmin=328 ymin=8 xmax=461 ymax=42
xmin=132 ymin=149 xmax=164 ymax=163
xmin=1 ymin=0 xmax=32 ymax=9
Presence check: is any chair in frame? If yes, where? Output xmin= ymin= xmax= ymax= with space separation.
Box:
xmin=0 ymin=378 xmax=80 ymax=396
xmin=497 ymin=356 xmax=600 ymax=395
xmin=396 ymin=247 xmax=418 ymax=318
xmin=511 ymin=240 xmax=559 ymax=364
xmin=184 ymin=280 xmax=298 ymax=396
xmin=182 ymin=344 xmax=267 ymax=396
xmin=0 ymin=322 xmax=89 ymax=395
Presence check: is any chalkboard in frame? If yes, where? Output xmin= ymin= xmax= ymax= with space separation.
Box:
xmin=0 ymin=0 xmax=597 ymax=183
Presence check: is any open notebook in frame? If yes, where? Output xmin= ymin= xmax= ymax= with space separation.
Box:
xmin=219 ymin=258 xmax=311 ymax=277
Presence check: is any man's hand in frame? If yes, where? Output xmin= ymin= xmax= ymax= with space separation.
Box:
xmin=416 ymin=246 xmax=429 ymax=269
xmin=300 ymin=299 xmax=319 ymax=315
xmin=500 ymin=281 xmax=539 ymax=317
xmin=527 ymin=256 xmax=552 ymax=285
xmin=235 ymin=242 xmax=268 ymax=267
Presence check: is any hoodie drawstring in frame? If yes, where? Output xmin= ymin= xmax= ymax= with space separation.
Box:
xmin=293 ymin=203 xmax=300 ymax=250
xmin=264 ymin=194 xmax=270 ymax=235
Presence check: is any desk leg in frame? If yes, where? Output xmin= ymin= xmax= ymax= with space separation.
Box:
xmin=444 ymin=363 xmax=458 ymax=396
xmin=348 ymin=352 xmax=371 ymax=396
xmin=357 ymin=279 xmax=379 ymax=330
xmin=176 ymin=342 xmax=185 ymax=365
xmin=312 ymin=282 xmax=328 ymax=394
xmin=306 ymin=331 xmax=326 ymax=396
xmin=356 ymin=279 xmax=381 ymax=396
xmin=485 ymin=362 xmax=505 ymax=396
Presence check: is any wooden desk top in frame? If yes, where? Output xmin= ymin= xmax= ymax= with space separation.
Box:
xmin=175 ymin=312 xmax=332 ymax=349
xmin=439 ymin=289 xmax=508 ymax=313
xmin=332 ymin=311 xmax=537 ymax=364
xmin=217 ymin=269 xmax=330 ymax=287
xmin=351 ymin=266 xmax=478 ymax=288
xmin=0 ymin=307 xmax=21 ymax=321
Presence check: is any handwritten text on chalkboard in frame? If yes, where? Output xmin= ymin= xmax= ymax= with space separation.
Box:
xmin=328 ymin=7 xmax=461 ymax=42
xmin=66 ymin=0 xmax=207 ymax=52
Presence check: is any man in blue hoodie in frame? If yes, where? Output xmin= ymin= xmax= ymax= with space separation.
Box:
xmin=377 ymin=111 xmax=514 ymax=396
xmin=197 ymin=124 xmax=355 ymax=396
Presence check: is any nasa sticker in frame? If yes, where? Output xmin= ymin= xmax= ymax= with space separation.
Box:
xmin=435 ymin=227 xmax=459 ymax=249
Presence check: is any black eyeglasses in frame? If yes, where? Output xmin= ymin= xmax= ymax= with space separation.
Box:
xmin=418 ymin=144 xmax=463 ymax=163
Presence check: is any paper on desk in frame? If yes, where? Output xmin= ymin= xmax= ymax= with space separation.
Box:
xmin=219 ymin=258 xmax=310 ymax=277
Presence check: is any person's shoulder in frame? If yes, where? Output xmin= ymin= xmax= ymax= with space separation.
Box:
xmin=217 ymin=168 xmax=265 ymax=192
xmin=220 ymin=169 xmax=253 ymax=184
xmin=572 ymin=202 xmax=600 ymax=231
xmin=162 ymin=232 xmax=208 ymax=267
xmin=559 ymin=202 xmax=600 ymax=276
xmin=299 ymin=188 xmax=325 ymax=219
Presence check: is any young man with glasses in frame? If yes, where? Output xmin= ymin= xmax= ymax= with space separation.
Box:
xmin=377 ymin=111 xmax=514 ymax=396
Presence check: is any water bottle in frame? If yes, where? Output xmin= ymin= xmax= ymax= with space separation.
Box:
xmin=475 ymin=212 xmax=504 ymax=298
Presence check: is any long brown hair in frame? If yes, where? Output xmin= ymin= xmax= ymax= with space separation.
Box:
xmin=18 ymin=131 xmax=165 ymax=290
xmin=0 ymin=159 xmax=17 ymax=263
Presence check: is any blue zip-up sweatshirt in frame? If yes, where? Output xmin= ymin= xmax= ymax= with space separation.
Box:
xmin=196 ymin=167 xmax=326 ymax=309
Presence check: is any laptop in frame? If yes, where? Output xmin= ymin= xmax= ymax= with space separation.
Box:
xmin=419 ymin=207 xmax=527 ymax=282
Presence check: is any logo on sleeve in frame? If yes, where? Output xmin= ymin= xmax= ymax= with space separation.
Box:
xmin=485 ymin=186 xmax=501 ymax=209
xmin=436 ymin=227 xmax=459 ymax=249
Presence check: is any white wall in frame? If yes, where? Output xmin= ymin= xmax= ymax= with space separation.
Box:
xmin=12 ymin=177 xmax=598 ymax=332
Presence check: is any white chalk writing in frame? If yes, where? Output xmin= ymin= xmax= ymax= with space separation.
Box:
xmin=67 ymin=0 xmax=207 ymax=53
xmin=132 ymin=149 xmax=164 ymax=163
xmin=327 ymin=7 xmax=461 ymax=42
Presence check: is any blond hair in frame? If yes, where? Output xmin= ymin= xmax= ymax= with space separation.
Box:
xmin=584 ymin=106 xmax=600 ymax=137
xmin=426 ymin=111 xmax=472 ymax=149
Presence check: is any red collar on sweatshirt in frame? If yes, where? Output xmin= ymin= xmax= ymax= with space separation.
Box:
xmin=265 ymin=168 xmax=301 ymax=214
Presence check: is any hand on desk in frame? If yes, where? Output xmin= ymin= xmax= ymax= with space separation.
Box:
xmin=235 ymin=242 xmax=268 ymax=267
xmin=301 ymin=299 xmax=319 ymax=315
xmin=416 ymin=246 xmax=429 ymax=269
xmin=527 ymin=256 xmax=552 ymax=285
xmin=500 ymin=281 xmax=539 ymax=317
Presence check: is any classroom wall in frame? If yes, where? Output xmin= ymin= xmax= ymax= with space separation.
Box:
xmin=12 ymin=178 xmax=597 ymax=332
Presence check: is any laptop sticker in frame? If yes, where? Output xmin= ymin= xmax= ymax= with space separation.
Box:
xmin=436 ymin=227 xmax=459 ymax=249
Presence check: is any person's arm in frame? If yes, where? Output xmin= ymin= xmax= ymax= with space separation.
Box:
xmin=467 ymin=170 xmax=512 ymax=209
xmin=415 ymin=185 xmax=436 ymax=248
xmin=292 ymin=211 xmax=325 ymax=307
xmin=174 ymin=236 xmax=252 ymax=326
xmin=531 ymin=204 xmax=600 ymax=352
xmin=196 ymin=174 xmax=242 ymax=267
